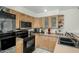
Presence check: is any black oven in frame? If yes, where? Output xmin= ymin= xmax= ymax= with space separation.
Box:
xmin=23 ymin=35 xmax=35 ymax=53
xmin=16 ymin=30 xmax=35 ymax=53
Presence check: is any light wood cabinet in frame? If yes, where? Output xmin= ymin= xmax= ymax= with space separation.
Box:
xmin=33 ymin=18 xmax=42 ymax=28
xmin=44 ymin=17 xmax=49 ymax=28
xmin=49 ymin=37 xmax=57 ymax=52
xmin=39 ymin=36 xmax=46 ymax=49
xmin=41 ymin=15 xmax=64 ymax=29
xmin=35 ymin=34 xmax=57 ymax=52
xmin=51 ymin=16 xmax=58 ymax=28
xmin=16 ymin=38 xmax=23 ymax=53
xmin=41 ymin=17 xmax=50 ymax=28
xmin=43 ymin=36 xmax=50 ymax=50
xmin=35 ymin=34 xmax=41 ymax=48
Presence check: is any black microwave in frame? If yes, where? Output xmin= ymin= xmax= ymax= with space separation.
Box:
xmin=20 ymin=21 xmax=32 ymax=29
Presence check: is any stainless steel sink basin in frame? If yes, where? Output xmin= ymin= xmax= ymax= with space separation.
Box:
xmin=59 ymin=37 xmax=79 ymax=48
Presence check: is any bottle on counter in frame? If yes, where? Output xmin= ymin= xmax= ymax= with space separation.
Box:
xmin=48 ymin=28 xmax=51 ymax=34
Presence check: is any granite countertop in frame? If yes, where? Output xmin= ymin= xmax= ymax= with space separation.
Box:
xmin=54 ymin=43 xmax=79 ymax=53
xmin=35 ymin=33 xmax=57 ymax=37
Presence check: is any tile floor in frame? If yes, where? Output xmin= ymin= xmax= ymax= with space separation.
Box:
xmin=0 ymin=46 xmax=50 ymax=53
xmin=33 ymin=48 xmax=50 ymax=53
xmin=0 ymin=46 xmax=16 ymax=53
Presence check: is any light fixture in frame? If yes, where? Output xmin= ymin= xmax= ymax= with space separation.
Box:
xmin=44 ymin=9 xmax=47 ymax=12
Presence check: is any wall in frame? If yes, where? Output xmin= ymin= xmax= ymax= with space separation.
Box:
xmin=59 ymin=8 xmax=79 ymax=34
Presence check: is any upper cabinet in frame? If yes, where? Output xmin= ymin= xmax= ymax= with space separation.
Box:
xmin=44 ymin=17 xmax=49 ymax=28
xmin=51 ymin=16 xmax=57 ymax=29
xmin=42 ymin=16 xmax=57 ymax=29
xmin=33 ymin=18 xmax=42 ymax=28
xmin=41 ymin=15 xmax=64 ymax=29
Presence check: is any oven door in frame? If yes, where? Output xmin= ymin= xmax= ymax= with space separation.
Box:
xmin=23 ymin=35 xmax=35 ymax=53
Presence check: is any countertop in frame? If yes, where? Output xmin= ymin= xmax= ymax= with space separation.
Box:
xmin=54 ymin=43 xmax=79 ymax=53
xmin=35 ymin=33 xmax=57 ymax=37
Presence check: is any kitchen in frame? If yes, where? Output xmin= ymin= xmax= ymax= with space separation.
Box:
xmin=0 ymin=6 xmax=79 ymax=53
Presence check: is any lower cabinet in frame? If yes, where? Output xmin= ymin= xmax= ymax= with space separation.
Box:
xmin=40 ymin=36 xmax=49 ymax=50
xmin=49 ymin=37 xmax=57 ymax=52
xmin=16 ymin=38 xmax=23 ymax=53
xmin=35 ymin=34 xmax=57 ymax=52
xmin=35 ymin=35 xmax=41 ymax=48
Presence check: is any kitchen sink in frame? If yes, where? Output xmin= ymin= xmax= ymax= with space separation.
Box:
xmin=59 ymin=37 xmax=79 ymax=48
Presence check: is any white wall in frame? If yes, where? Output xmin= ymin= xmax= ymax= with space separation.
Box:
xmin=59 ymin=8 xmax=79 ymax=34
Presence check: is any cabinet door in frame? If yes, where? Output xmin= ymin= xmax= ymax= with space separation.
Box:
xmin=35 ymin=34 xmax=41 ymax=48
xmin=43 ymin=36 xmax=50 ymax=50
xmin=39 ymin=36 xmax=45 ymax=49
xmin=35 ymin=35 xmax=45 ymax=49
xmin=34 ymin=18 xmax=42 ymax=28
xmin=16 ymin=38 xmax=23 ymax=53
xmin=39 ymin=36 xmax=50 ymax=50
xmin=51 ymin=16 xmax=57 ymax=28
xmin=44 ymin=17 xmax=49 ymax=28
xmin=49 ymin=37 xmax=57 ymax=52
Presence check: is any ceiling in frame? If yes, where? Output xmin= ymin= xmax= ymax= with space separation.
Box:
xmin=23 ymin=6 xmax=79 ymax=14
xmin=6 ymin=6 xmax=79 ymax=17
